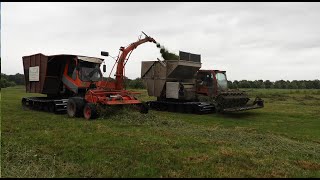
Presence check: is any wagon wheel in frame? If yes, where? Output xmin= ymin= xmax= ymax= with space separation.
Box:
xmin=22 ymin=98 xmax=28 ymax=110
xmin=67 ymin=97 xmax=85 ymax=118
xmin=139 ymin=102 xmax=149 ymax=114
xmin=83 ymin=103 xmax=99 ymax=120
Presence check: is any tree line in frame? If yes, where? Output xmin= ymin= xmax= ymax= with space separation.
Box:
xmin=1 ymin=72 xmax=319 ymax=89
xmin=0 ymin=73 xmax=146 ymax=89
xmin=129 ymin=78 xmax=320 ymax=89
xmin=227 ymin=79 xmax=320 ymax=89
xmin=1 ymin=73 xmax=25 ymax=88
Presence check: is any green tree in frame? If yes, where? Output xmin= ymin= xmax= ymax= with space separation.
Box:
xmin=1 ymin=74 xmax=16 ymax=88
xmin=312 ymin=80 xmax=320 ymax=89
xmin=7 ymin=73 xmax=25 ymax=85
xmin=288 ymin=81 xmax=298 ymax=89
xmin=298 ymin=81 xmax=306 ymax=89
xmin=264 ymin=80 xmax=272 ymax=89
xmin=237 ymin=80 xmax=251 ymax=88
xmin=233 ymin=80 xmax=239 ymax=89
xmin=128 ymin=78 xmax=145 ymax=89
xmin=274 ymin=80 xmax=286 ymax=89
xmin=227 ymin=81 xmax=235 ymax=89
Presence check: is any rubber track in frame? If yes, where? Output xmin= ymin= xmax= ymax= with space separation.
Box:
xmin=22 ymin=97 xmax=68 ymax=113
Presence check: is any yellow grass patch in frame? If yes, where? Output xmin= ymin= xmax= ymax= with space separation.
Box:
xmin=296 ymin=160 xmax=320 ymax=170
xmin=219 ymin=148 xmax=234 ymax=157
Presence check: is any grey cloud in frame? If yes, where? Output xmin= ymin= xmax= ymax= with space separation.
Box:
xmin=1 ymin=2 xmax=320 ymax=81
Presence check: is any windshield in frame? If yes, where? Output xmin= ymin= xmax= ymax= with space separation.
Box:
xmin=215 ymin=72 xmax=228 ymax=90
xmin=79 ymin=61 xmax=102 ymax=82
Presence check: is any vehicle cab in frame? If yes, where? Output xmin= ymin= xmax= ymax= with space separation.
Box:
xmin=196 ymin=70 xmax=228 ymax=97
xmin=62 ymin=55 xmax=104 ymax=95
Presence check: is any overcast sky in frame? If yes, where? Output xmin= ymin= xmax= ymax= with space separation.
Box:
xmin=1 ymin=2 xmax=320 ymax=81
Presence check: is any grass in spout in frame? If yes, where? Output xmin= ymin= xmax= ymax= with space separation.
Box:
xmin=158 ymin=45 xmax=179 ymax=60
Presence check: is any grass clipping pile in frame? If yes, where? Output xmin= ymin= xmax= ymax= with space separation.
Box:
xmin=98 ymin=105 xmax=186 ymax=127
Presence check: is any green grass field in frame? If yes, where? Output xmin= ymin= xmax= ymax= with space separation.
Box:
xmin=1 ymin=86 xmax=320 ymax=178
